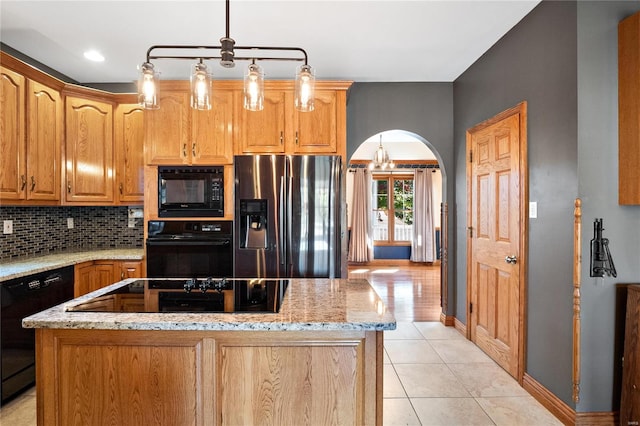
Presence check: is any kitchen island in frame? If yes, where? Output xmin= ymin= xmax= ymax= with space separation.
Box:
xmin=23 ymin=278 xmax=395 ymax=426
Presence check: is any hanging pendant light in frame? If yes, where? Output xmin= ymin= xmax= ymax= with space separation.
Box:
xmin=244 ymin=62 xmax=264 ymax=111
xmin=138 ymin=62 xmax=159 ymax=110
xmin=295 ymin=64 xmax=315 ymax=112
xmin=139 ymin=0 xmax=315 ymax=112
xmin=190 ymin=61 xmax=213 ymax=110
xmin=370 ymin=135 xmax=394 ymax=170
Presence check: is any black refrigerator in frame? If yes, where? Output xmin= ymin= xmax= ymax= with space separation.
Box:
xmin=234 ymin=154 xmax=343 ymax=278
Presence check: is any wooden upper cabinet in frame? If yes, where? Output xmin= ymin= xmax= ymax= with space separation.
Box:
xmin=145 ymin=83 xmax=234 ymax=165
xmin=192 ymin=89 xmax=234 ymax=164
xmin=236 ymin=89 xmax=287 ymax=154
xmin=65 ymin=96 xmax=114 ymax=204
xmin=0 ymin=66 xmax=26 ymax=200
xmin=0 ymin=67 xmax=63 ymax=204
xmin=27 ymin=80 xmax=62 ymax=201
xmin=115 ymin=104 xmax=144 ymax=204
xmin=145 ymin=90 xmax=190 ymax=165
xmin=236 ymin=82 xmax=351 ymax=157
xmin=619 ymin=11 xmax=640 ymax=205
xmin=291 ymin=89 xmax=344 ymax=154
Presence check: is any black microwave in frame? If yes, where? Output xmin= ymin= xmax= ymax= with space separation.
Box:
xmin=158 ymin=166 xmax=224 ymax=217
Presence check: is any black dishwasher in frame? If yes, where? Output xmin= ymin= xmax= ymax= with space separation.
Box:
xmin=0 ymin=266 xmax=74 ymax=404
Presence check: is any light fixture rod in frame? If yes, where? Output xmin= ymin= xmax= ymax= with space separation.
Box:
xmin=146 ymin=45 xmax=308 ymax=65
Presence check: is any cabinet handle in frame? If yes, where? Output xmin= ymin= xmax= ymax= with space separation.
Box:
xmin=119 ymin=183 xmax=123 ymax=194
xmin=280 ymin=131 xmax=284 ymax=145
xmin=192 ymin=143 xmax=197 ymax=157
xmin=30 ymin=176 xmax=36 ymax=191
xmin=295 ymin=131 xmax=299 ymax=145
xmin=121 ymin=272 xmax=124 ymax=279
xmin=67 ymin=181 xmax=72 ymax=193
xmin=20 ymin=175 xmax=26 ymax=191
xmin=183 ymin=143 xmax=187 ymax=158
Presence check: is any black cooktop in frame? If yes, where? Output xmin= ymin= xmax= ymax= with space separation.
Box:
xmin=66 ymin=278 xmax=288 ymax=314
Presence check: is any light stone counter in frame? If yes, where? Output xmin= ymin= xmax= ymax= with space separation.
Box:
xmin=0 ymin=248 xmax=144 ymax=281
xmin=23 ymin=278 xmax=396 ymax=332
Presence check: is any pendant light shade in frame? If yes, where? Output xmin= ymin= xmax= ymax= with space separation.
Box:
xmin=190 ymin=62 xmax=213 ymax=110
xmin=370 ymin=136 xmax=394 ymax=170
xmin=294 ymin=64 xmax=315 ymax=112
xmin=138 ymin=62 xmax=159 ymax=110
xmin=244 ymin=63 xmax=264 ymax=111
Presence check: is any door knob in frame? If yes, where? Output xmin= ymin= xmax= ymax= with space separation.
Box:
xmin=505 ymin=255 xmax=518 ymax=264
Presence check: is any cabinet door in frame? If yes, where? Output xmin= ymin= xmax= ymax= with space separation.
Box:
xmin=115 ymin=104 xmax=144 ymax=203
xmin=0 ymin=66 xmax=26 ymax=200
xmin=237 ymin=90 xmax=286 ymax=153
xmin=192 ymin=89 xmax=234 ymax=164
xmin=74 ymin=262 xmax=95 ymax=297
xmin=292 ymin=89 xmax=341 ymax=154
xmin=65 ymin=97 xmax=114 ymax=203
xmin=145 ymin=91 xmax=190 ymax=165
xmin=119 ymin=260 xmax=143 ymax=280
xmin=27 ymin=80 xmax=62 ymax=201
xmin=94 ymin=261 xmax=117 ymax=290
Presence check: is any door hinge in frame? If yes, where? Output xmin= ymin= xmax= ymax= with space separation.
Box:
xmin=469 ymin=150 xmax=473 ymax=163
xmin=468 ymin=226 xmax=473 ymax=238
xmin=470 ymin=303 xmax=473 ymax=314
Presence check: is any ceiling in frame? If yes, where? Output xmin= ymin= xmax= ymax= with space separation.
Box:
xmin=1 ymin=0 xmax=540 ymax=85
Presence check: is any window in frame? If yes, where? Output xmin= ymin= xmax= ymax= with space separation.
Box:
xmin=372 ymin=174 xmax=414 ymax=244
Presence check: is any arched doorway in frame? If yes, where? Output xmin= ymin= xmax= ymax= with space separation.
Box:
xmin=346 ymin=129 xmax=448 ymax=322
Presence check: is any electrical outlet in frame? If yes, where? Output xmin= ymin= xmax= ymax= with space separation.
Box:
xmin=67 ymin=217 xmax=74 ymax=229
xmin=128 ymin=218 xmax=136 ymax=228
xmin=3 ymin=220 xmax=13 ymax=234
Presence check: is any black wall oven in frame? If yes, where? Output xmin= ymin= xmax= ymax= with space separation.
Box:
xmin=146 ymin=221 xmax=233 ymax=278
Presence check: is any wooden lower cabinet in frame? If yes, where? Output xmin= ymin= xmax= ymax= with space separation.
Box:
xmin=35 ymin=329 xmax=382 ymax=426
xmin=74 ymin=260 xmax=144 ymax=297
xmin=621 ymin=285 xmax=640 ymax=424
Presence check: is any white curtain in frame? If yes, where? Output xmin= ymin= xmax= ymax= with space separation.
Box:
xmin=348 ymin=169 xmax=373 ymax=262
xmin=411 ymin=169 xmax=435 ymax=262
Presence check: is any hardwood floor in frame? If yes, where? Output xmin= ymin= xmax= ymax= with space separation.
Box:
xmin=348 ymin=263 xmax=441 ymax=321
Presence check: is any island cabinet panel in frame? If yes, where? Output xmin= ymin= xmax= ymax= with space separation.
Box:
xmin=218 ymin=341 xmax=360 ymax=425
xmin=37 ymin=330 xmax=214 ymax=426
xmin=35 ymin=329 xmax=382 ymax=426
xmin=65 ymin=96 xmax=114 ymax=204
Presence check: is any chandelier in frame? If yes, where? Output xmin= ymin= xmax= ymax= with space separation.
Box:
xmin=370 ymin=135 xmax=394 ymax=170
xmin=138 ymin=0 xmax=315 ymax=112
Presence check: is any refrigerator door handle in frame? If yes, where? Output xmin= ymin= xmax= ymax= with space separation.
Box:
xmin=279 ymin=176 xmax=286 ymax=265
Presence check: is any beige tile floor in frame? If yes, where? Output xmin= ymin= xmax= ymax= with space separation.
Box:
xmin=1 ymin=322 xmax=563 ymax=425
xmin=383 ymin=321 xmax=563 ymax=426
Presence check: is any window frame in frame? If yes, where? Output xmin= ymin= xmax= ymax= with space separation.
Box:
xmin=371 ymin=172 xmax=414 ymax=246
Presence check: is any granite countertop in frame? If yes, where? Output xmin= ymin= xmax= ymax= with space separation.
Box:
xmin=0 ymin=248 xmax=145 ymax=281
xmin=22 ymin=278 xmax=396 ymax=332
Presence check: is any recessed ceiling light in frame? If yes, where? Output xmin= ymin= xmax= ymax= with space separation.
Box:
xmin=84 ymin=50 xmax=105 ymax=62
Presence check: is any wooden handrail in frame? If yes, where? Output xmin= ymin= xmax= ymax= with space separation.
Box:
xmin=573 ymin=198 xmax=582 ymax=403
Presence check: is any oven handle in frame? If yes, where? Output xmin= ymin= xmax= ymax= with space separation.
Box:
xmin=146 ymin=239 xmax=231 ymax=247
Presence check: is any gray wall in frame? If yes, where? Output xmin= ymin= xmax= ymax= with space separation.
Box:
xmin=577 ymin=1 xmax=640 ymax=411
xmin=346 ymin=82 xmax=456 ymax=315
xmin=453 ymin=0 xmax=578 ymax=406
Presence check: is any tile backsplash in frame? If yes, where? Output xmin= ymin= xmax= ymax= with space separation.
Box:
xmin=0 ymin=206 xmax=143 ymax=260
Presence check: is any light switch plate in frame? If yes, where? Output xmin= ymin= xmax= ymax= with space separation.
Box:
xmin=3 ymin=220 xmax=13 ymax=234
xmin=529 ymin=202 xmax=538 ymax=219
